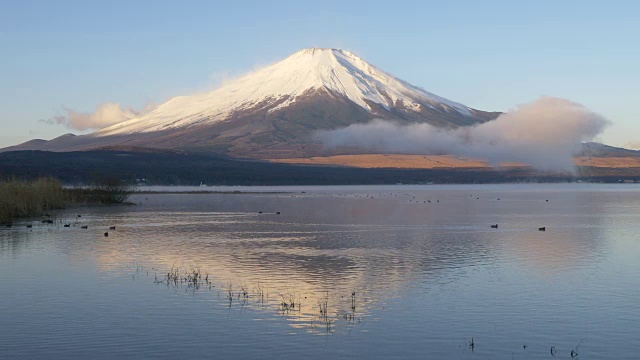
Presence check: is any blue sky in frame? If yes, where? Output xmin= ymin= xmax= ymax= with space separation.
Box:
xmin=1 ymin=0 xmax=639 ymax=148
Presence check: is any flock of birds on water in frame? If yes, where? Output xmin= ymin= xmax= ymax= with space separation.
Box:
xmin=4 ymin=191 xmax=553 ymax=233
xmin=290 ymin=191 xmax=552 ymax=232
xmin=3 ymin=213 xmax=118 ymax=237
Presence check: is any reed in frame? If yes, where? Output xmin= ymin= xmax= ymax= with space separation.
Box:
xmin=0 ymin=177 xmax=66 ymax=223
xmin=81 ymin=177 xmax=135 ymax=204
xmin=0 ymin=177 xmax=134 ymax=224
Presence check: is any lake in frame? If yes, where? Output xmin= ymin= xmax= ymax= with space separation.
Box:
xmin=1 ymin=184 xmax=639 ymax=359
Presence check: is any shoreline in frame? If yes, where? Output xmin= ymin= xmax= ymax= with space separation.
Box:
xmin=134 ymin=191 xmax=293 ymax=195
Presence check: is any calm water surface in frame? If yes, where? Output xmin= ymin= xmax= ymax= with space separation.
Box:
xmin=1 ymin=184 xmax=640 ymax=359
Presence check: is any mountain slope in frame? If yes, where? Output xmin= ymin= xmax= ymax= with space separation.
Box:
xmin=3 ymin=48 xmax=500 ymax=157
xmin=578 ymin=142 xmax=640 ymax=157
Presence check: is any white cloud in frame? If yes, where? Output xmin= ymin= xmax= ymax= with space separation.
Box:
xmin=318 ymin=97 xmax=610 ymax=172
xmin=43 ymin=102 xmax=155 ymax=131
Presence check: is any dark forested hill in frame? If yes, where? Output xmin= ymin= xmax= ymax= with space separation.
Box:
xmin=0 ymin=150 xmax=637 ymax=185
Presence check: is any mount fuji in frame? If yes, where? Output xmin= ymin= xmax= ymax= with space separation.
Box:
xmin=5 ymin=48 xmax=500 ymax=158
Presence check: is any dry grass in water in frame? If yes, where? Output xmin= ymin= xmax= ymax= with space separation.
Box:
xmin=0 ymin=177 xmax=134 ymax=224
xmin=0 ymin=177 xmax=66 ymax=224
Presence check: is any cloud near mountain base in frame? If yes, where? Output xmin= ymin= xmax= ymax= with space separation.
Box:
xmin=317 ymin=97 xmax=610 ymax=172
xmin=42 ymin=102 xmax=155 ymax=131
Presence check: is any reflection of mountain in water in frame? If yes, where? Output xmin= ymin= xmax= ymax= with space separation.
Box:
xmin=90 ymin=214 xmax=435 ymax=333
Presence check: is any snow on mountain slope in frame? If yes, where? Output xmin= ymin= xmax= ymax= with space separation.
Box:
xmin=95 ymin=48 xmax=474 ymax=136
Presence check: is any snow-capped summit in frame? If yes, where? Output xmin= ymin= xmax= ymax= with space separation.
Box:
xmin=96 ymin=48 xmax=476 ymax=136
xmin=4 ymin=48 xmax=500 ymax=157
